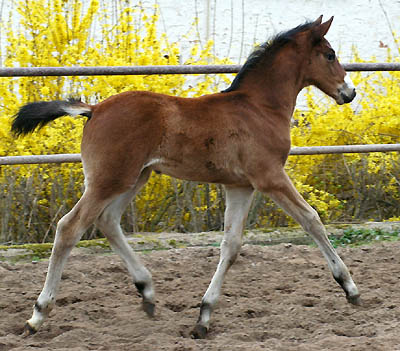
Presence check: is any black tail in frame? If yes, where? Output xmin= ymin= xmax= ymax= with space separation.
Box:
xmin=12 ymin=99 xmax=93 ymax=136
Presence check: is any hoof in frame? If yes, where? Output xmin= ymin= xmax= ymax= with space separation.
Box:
xmin=191 ymin=324 xmax=208 ymax=339
xmin=143 ymin=300 xmax=155 ymax=318
xmin=23 ymin=322 xmax=37 ymax=337
xmin=347 ymin=294 xmax=362 ymax=306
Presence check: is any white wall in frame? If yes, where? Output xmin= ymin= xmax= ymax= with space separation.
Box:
xmin=2 ymin=0 xmax=399 ymax=63
xmin=144 ymin=0 xmax=399 ymax=108
xmin=2 ymin=0 xmax=399 ymax=107
xmin=150 ymin=0 xmax=400 ymax=64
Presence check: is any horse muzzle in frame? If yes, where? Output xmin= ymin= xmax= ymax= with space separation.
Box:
xmin=336 ymin=75 xmax=356 ymax=105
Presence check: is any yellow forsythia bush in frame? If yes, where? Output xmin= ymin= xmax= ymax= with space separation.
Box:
xmin=0 ymin=0 xmax=230 ymax=243
xmin=0 ymin=0 xmax=399 ymax=243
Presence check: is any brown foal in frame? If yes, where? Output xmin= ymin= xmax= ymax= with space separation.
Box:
xmin=12 ymin=16 xmax=359 ymax=339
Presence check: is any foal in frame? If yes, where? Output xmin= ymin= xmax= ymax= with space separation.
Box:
xmin=12 ymin=16 xmax=360 ymax=338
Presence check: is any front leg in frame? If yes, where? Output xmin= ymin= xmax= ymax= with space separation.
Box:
xmin=191 ymin=186 xmax=254 ymax=338
xmin=255 ymin=170 xmax=360 ymax=305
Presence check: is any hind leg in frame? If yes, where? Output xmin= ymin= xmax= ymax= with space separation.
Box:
xmin=25 ymin=188 xmax=112 ymax=335
xmin=95 ymin=169 xmax=155 ymax=317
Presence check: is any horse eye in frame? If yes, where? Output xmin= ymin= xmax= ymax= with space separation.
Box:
xmin=326 ymin=52 xmax=335 ymax=62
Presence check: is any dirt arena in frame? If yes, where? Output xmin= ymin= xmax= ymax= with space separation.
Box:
xmin=1 ymin=239 xmax=400 ymax=350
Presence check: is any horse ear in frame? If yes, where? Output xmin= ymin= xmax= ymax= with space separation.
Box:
xmin=312 ymin=16 xmax=333 ymax=40
xmin=313 ymin=15 xmax=323 ymax=26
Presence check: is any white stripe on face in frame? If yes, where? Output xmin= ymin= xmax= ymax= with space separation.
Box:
xmin=344 ymin=74 xmax=355 ymax=90
xmin=336 ymin=74 xmax=356 ymax=104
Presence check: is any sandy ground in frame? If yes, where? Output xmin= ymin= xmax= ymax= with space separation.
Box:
xmin=1 ymin=239 xmax=400 ymax=350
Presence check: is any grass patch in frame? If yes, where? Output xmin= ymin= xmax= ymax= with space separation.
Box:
xmin=0 ymin=239 xmax=111 ymax=262
xmin=329 ymin=227 xmax=400 ymax=248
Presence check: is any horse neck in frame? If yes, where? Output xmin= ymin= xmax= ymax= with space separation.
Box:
xmin=239 ymin=49 xmax=306 ymax=120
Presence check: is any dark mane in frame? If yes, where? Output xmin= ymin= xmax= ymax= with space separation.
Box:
xmin=222 ymin=21 xmax=315 ymax=93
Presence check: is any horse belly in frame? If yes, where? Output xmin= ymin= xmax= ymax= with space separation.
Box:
xmin=152 ymin=158 xmax=249 ymax=186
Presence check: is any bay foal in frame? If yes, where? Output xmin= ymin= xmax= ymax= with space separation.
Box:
xmin=12 ymin=16 xmax=360 ymax=338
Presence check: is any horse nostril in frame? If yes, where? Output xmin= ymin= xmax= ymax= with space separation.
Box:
xmin=339 ymin=85 xmax=356 ymax=104
xmin=349 ymin=88 xmax=356 ymax=101
xmin=341 ymin=91 xmax=355 ymax=103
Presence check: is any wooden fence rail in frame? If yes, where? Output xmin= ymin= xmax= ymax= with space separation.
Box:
xmin=1 ymin=144 xmax=400 ymax=165
xmin=0 ymin=62 xmax=400 ymax=77
xmin=1 ymin=63 xmax=399 ymax=166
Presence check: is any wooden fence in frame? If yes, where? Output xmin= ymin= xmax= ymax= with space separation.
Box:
xmin=1 ymin=62 xmax=399 ymax=165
